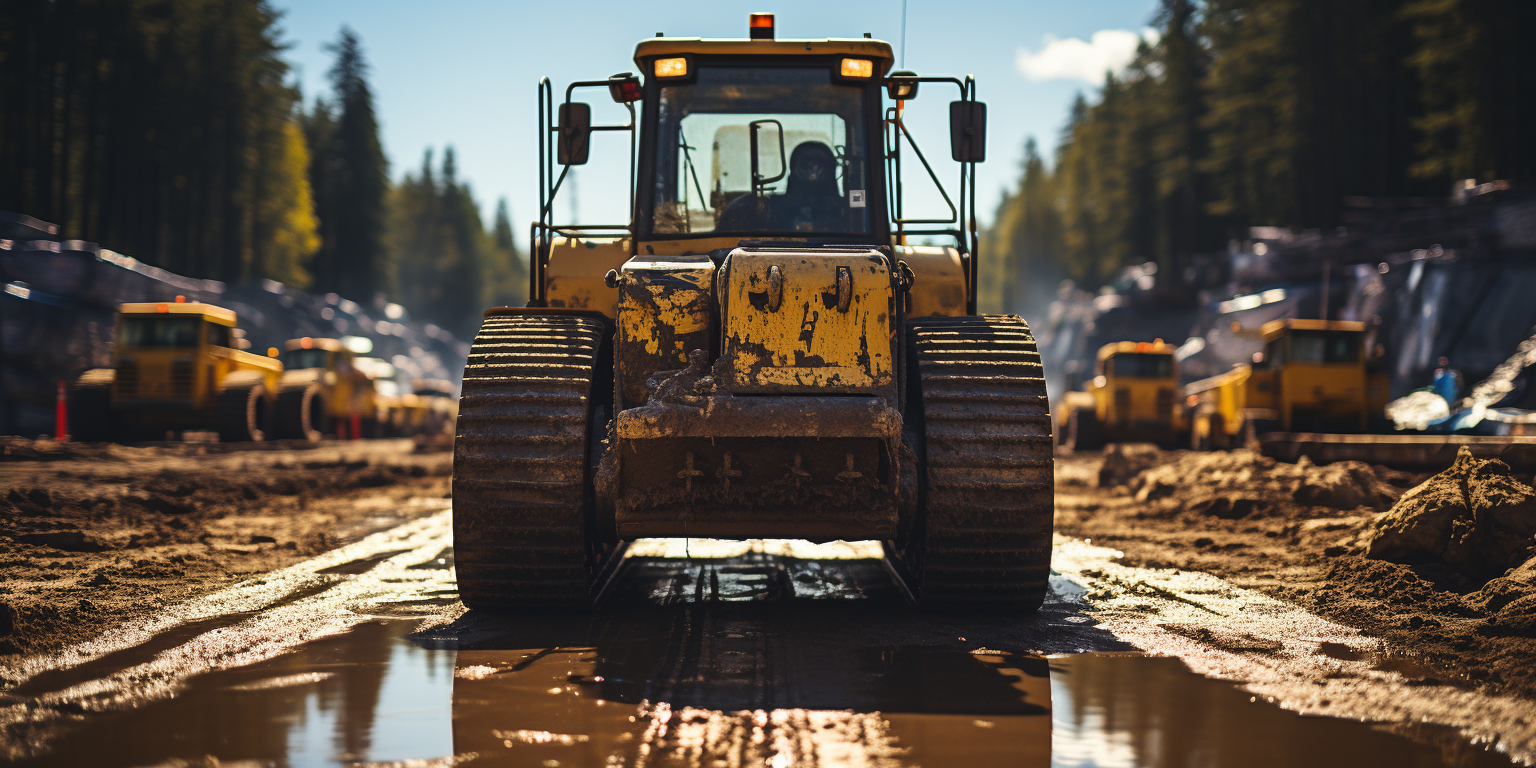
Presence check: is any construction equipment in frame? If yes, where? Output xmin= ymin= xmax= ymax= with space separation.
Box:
xmin=411 ymin=378 xmax=457 ymax=437
xmin=453 ymin=15 xmax=1053 ymax=610
xmin=69 ymin=298 xmax=280 ymax=442
xmin=275 ymin=337 xmax=380 ymax=441
xmin=1055 ymin=340 xmax=1184 ymax=450
xmin=1186 ymin=319 xmax=1389 ymax=449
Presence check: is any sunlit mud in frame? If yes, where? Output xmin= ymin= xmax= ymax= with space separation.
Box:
xmin=0 ymin=519 xmax=1524 ymax=767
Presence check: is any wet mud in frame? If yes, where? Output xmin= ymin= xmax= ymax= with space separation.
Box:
xmin=1055 ymin=447 xmax=1536 ymax=716
xmin=0 ymin=438 xmax=452 ymax=659
xmin=3 ymin=540 xmax=1518 ymax=767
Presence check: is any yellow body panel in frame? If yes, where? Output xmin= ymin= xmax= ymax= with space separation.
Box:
xmin=1279 ymin=363 xmax=1368 ymax=431
xmin=895 ymin=245 xmax=968 ymax=317
xmin=617 ymin=256 xmax=716 ymax=406
xmin=720 ymin=248 xmax=893 ymax=393
xmin=545 ymin=236 xmax=631 ymax=318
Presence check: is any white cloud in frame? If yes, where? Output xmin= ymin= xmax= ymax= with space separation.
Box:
xmin=1016 ymin=28 xmax=1160 ymax=83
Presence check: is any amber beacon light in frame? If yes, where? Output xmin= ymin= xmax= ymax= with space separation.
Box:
xmin=749 ymin=13 xmax=775 ymax=40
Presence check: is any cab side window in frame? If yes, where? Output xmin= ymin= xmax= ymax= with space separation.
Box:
xmin=207 ymin=323 xmax=232 ymax=349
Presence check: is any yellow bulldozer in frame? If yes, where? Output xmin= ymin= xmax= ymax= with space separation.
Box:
xmin=1186 ymin=318 xmax=1390 ymax=449
xmin=452 ymin=15 xmax=1053 ymax=610
xmin=1055 ymin=340 xmax=1185 ymax=450
xmin=70 ymin=298 xmax=281 ymax=442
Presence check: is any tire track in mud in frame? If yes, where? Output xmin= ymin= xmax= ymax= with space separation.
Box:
xmin=0 ymin=510 xmax=458 ymax=761
xmin=1052 ymin=536 xmax=1536 ymax=766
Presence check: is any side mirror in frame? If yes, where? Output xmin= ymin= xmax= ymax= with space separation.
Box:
xmin=886 ymin=70 xmax=919 ymax=100
xmin=949 ymin=101 xmax=987 ymax=163
xmin=558 ymin=102 xmax=591 ymax=166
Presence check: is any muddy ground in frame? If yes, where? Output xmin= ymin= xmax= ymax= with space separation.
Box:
xmin=0 ymin=437 xmax=451 ymax=664
xmin=1056 ymin=445 xmax=1536 ymax=701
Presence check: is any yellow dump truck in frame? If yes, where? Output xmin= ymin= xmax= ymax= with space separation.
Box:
xmin=276 ymin=337 xmax=380 ymax=441
xmin=1186 ymin=318 xmax=1389 ymax=449
xmin=1055 ymin=340 xmax=1184 ymax=450
xmin=70 ymin=298 xmax=281 ymax=442
xmin=452 ymin=15 xmax=1053 ymax=610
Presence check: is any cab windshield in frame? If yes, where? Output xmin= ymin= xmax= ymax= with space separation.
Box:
xmin=120 ymin=316 xmax=201 ymax=348
xmin=651 ymin=64 xmax=873 ymax=236
xmin=284 ymin=349 xmax=330 ymax=370
xmin=1288 ymin=331 xmax=1361 ymax=364
xmin=1108 ymin=354 xmax=1174 ymax=378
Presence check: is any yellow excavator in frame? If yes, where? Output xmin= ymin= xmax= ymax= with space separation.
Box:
xmin=453 ymin=14 xmax=1053 ymax=610
xmin=70 ymin=298 xmax=281 ymax=442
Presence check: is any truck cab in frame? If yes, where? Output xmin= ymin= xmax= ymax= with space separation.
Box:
xmin=71 ymin=298 xmax=281 ymax=441
xmin=1057 ymin=340 xmax=1183 ymax=450
xmin=276 ymin=337 xmax=379 ymax=440
xmin=1187 ymin=318 xmax=1382 ymax=448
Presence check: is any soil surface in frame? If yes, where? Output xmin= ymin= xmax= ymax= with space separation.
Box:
xmin=1056 ymin=445 xmax=1536 ymax=701
xmin=0 ymin=437 xmax=451 ymax=664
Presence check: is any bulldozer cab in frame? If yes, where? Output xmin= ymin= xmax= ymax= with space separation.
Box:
xmin=529 ymin=15 xmax=985 ymax=314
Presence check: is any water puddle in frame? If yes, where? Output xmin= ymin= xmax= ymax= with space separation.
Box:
xmin=13 ymin=622 xmax=1513 ymax=767
xmin=5 ymin=544 xmax=1516 ymax=767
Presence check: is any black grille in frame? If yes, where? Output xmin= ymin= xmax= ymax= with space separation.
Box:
xmin=116 ymin=361 xmax=138 ymax=395
xmin=171 ymin=359 xmax=194 ymax=396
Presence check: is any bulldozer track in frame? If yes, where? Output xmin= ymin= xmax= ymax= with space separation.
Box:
xmin=453 ymin=314 xmax=611 ymax=610
xmin=904 ymin=315 xmax=1055 ymax=609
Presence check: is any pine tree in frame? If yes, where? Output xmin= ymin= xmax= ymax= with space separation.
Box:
xmin=1403 ymin=0 xmax=1536 ymax=183
xmin=0 ymin=0 xmax=318 ymax=282
xmin=308 ymin=27 xmax=389 ymax=302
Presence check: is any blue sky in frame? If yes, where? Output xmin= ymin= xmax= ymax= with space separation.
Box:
xmin=275 ymin=0 xmax=1158 ymax=247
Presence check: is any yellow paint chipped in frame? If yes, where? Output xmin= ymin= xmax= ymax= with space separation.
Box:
xmin=723 ymin=249 xmax=893 ymax=392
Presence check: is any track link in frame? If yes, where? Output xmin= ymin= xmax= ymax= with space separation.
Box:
xmin=902 ymin=315 xmax=1055 ymax=609
xmin=453 ymin=314 xmax=608 ymax=610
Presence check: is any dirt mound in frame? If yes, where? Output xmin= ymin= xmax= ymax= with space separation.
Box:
xmin=1127 ymin=450 xmax=1400 ymax=514
xmin=1364 ymin=447 xmax=1536 ymax=580
xmin=1096 ymin=444 xmax=1161 ymax=488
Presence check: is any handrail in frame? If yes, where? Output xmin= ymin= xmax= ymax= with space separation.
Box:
xmin=531 ymin=77 xmax=639 ymax=304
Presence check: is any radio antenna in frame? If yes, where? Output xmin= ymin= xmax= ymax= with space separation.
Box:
xmin=900 ymin=0 xmax=909 ymax=65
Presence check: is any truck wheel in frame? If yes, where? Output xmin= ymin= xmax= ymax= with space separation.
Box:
xmin=217 ymin=376 xmax=271 ymax=442
xmin=453 ymin=313 xmax=613 ymax=610
xmin=69 ymin=369 xmax=117 ymax=443
xmin=890 ymin=315 xmax=1055 ymax=611
xmin=275 ymin=382 xmax=326 ymax=442
xmin=1066 ymin=407 xmax=1103 ymax=453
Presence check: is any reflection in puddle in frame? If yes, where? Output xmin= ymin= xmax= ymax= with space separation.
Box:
xmin=14 ymin=621 xmax=455 ymax=768
xmin=10 ymin=550 xmax=1516 ymax=768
